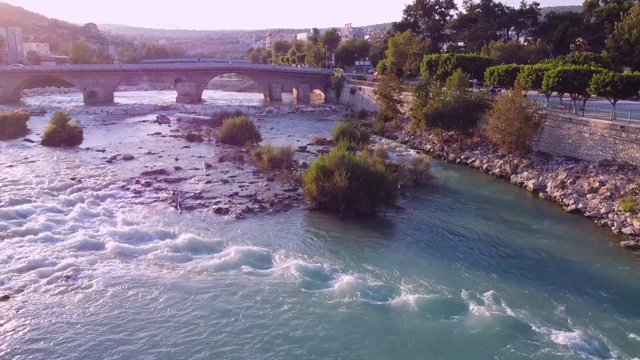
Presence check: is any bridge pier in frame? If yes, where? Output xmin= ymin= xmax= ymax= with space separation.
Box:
xmin=82 ymin=86 xmax=115 ymax=104
xmin=0 ymin=86 xmax=20 ymax=103
xmin=264 ymin=84 xmax=283 ymax=102
xmin=175 ymin=82 xmax=205 ymax=104
xmin=293 ymin=84 xmax=311 ymax=101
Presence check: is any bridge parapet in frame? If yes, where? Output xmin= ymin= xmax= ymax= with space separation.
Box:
xmin=0 ymin=64 xmax=333 ymax=104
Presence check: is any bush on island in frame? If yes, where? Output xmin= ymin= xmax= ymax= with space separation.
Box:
xmin=332 ymin=122 xmax=370 ymax=145
xmin=0 ymin=110 xmax=30 ymax=140
xmin=41 ymin=112 xmax=83 ymax=147
xmin=253 ymin=143 xmax=295 ymax=171
xmin=217 ymin=116 xmax=262 ymax=146
xmin=208 ymin=109 xmax=245 ymax=128
xmin=303 ymin=144 xmax=397 ymax=216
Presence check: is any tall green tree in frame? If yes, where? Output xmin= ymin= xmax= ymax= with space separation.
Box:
xmin=391 ymin=0 xmax=458 ymax=54
xmin=117 ymin=43 xmax=143 ymax=64
xmin=607 ymin=2 xmax=640 ymax=70
xmin=588 ymin=71 xmax=640 ymax=113
xmin=486 ymin=84 xmax=544 ymax=174
xmin=535 ymin=11 xmax=585 ymax=56
xmin=320 ymin=28 xmax=341 ymax=54
xmin=373 ymin=75 xmax=405 ymax=124
xmin=248 ymin=50 xmax=261 ymax=64
xmin=143 ymin=44 xmax=186 ymax=59
xmin=449 ymin=0 xmax=515 ymax=53
xmin=582 ymin=0 xmax=634 ymax=52
xmin=542 ymin=66 xmax=605 ymax=114
xmin=335 ymin=39 xmax=371 ymax=67
xmin=309 ymin=28 xmax=321 ymax=45
xmin=385 ymin=30 xmax=424 ymax=78
xmin=411 ymin=70 xmax=491 ymax=146
xmin=517 ymin=64 xmax=554 ymax=98
xmin=512 ymin=0 xmax=542 ymax=41
xmin=305 ymin=44 xmax=327 ymax=68
xmin=68 ymin=40 xmax=94 ymax=64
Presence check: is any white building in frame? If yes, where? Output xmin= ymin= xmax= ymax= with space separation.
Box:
xmin=23 ymin=43 xmax=50 ymax=56
xmin=296 ymin=31 xmax=312 ymax=42
xmin=0 ymin=27 xmax=25 ymax=64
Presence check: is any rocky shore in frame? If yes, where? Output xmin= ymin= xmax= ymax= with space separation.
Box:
xmin=389 ymin=126 xmax=640 ymax=250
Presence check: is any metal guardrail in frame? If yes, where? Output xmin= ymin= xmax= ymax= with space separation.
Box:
xmin=536 ymin=99 xmax=640 ymax=124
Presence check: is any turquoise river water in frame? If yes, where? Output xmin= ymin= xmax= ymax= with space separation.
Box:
xmin=1 ymin=90 xmax=640 ymax=359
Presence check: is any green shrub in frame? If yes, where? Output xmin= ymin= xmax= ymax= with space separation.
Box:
xmin=208 ymin=109 xmax=245 ymax=127
xmin=253 ymin=143 xmax=295 ymax=171
xmin=332 ymin=122 xmax=370 ymax=145
xmin=397 ymin=156 xmax=433 ymax=186
xmin=0 ymin=110 xmax=30 ymax=140
xmin=217 ymin=116 xmax=262 ymax=146
xmin=41 ymin=112 xmax=83 ymax=147
xmin=303 ymin=145 xmax=398 ymax=216
xmin=620 ymin=196 xmax=637 ymax=213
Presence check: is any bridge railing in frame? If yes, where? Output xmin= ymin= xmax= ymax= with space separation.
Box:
xmin=0 ymin=63 xmax=335 ymax=75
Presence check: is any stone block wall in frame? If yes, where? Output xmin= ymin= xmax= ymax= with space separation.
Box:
xmin=534 ymin=113 xmax=640 ymax=166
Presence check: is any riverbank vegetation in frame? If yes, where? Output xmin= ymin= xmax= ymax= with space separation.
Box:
xmin=217 ymin=116 xmax=262 ymax=146
xmin=332 ymin=122 xmax=370 ymax=145
xmin=303 ymin=144 xmax=398 ymax=216
xmin=41 ymin=112 xmax=83 ymax=147
xmin=486 ymin=85 xmax=545 ymax=174
xmin=252 ymin=143 xmax=295 ymax=171
xmin=0 ymin=110 xmax=30 ymax=140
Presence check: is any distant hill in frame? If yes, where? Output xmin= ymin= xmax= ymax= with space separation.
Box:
xmin=540 ymin=5 xmax=582 ymax=17
xmin=0 ymin=2 xmax=110 ymax=54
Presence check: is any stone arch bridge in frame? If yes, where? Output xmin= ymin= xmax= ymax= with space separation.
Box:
xmin=0 ymin=64 xmax=334 ymax=104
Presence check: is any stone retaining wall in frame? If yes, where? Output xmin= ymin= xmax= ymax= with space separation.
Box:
xmin=534 ymin=114 xmax=640 ymax=166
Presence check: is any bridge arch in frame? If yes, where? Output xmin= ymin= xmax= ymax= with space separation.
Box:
xmin=10 ymin=74 xmax=76 ymax=100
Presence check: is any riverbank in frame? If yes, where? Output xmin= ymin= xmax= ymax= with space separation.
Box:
xmin=385 ymin=125 xmax=640 ymax=250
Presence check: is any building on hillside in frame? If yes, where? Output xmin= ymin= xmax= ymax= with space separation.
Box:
xmin=340 ymin=23 xmax=365 ymax=43
xmin=0 ymin=27 xmax=25 ymax=64
xmin=297 ymin=30 xmax=312 ymax=42
xmin=23 ymin=43 xmax=50 ymax=56
xmin=266 ymin=31 xmax=295 ymax=49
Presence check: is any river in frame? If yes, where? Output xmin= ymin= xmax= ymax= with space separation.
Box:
xmin=1 ymin=90 xmax=640 ymax=359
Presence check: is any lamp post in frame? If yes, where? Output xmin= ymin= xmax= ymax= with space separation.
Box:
xmin=325 ymin=45 xmax=328 ymax=69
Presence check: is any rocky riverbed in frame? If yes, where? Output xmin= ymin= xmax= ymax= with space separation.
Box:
xmin=14 ymin=103 xmax=344 ymax=220
xmin=388 ymin=126 xmax=640 ymax=250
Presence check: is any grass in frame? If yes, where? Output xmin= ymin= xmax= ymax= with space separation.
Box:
xmin=0 ymin=110 xmax=30 ymax=140
xmin=253 ymin=143 xmax=295 ymax=171
xmin=620 ymin=196 xmax=637 ymax=213
xmin=41 ymin=112 xmax=83 ymax=147
xmin=217 ymin=116 xmax=262 ymax=146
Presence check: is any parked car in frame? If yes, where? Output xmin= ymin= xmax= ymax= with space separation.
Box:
xmin=490 ymin=86 xmax=503 ymax=94
xmin=10 ymin=64 xmax=24 ymax=67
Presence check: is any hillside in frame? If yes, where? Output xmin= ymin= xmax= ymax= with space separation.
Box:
xmin=0 ymin=2 xmax=110 ymax=54
xmin=540 ymin=5 xmax=582 ymax=16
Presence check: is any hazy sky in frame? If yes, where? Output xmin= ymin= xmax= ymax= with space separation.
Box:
xmin=8 ymin=0 xmax=581 ymax=30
